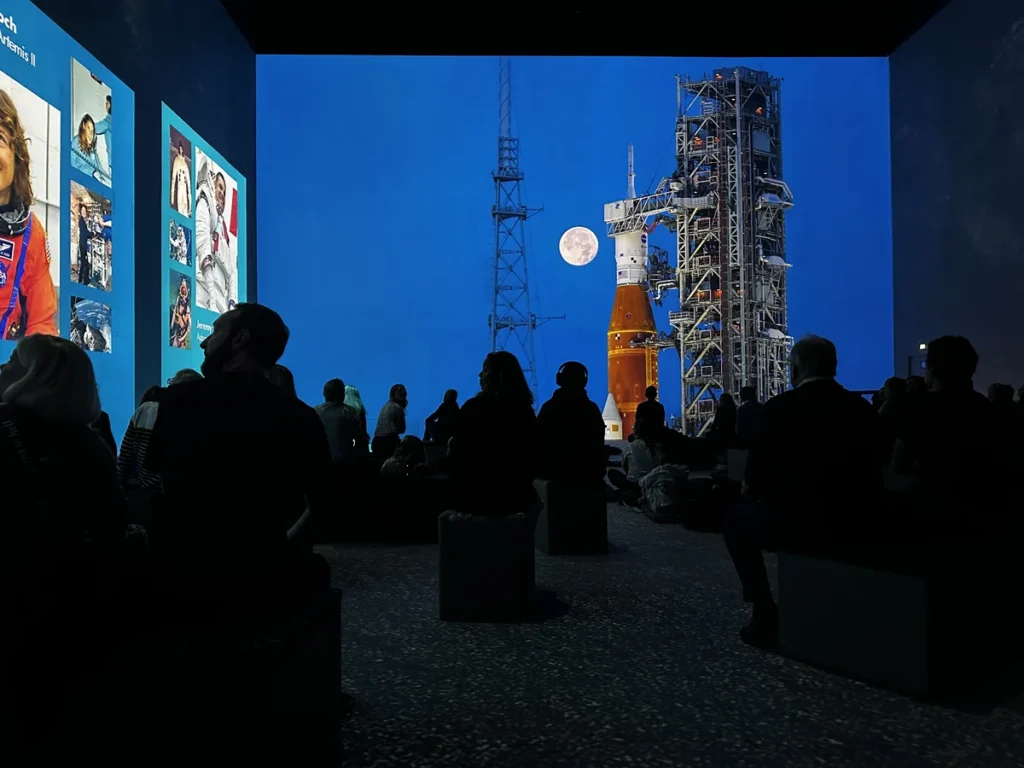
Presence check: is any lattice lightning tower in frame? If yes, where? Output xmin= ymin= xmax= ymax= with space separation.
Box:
xmin=488 ymin=56 xmax=563 ymax=401
xmin=603 ymin=66 xmax=794 ymax=436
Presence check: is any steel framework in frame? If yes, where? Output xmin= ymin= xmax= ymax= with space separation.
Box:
xmin=488 ymin=56 xmax=562 ymax=401
xmin=604 ymin=66 xmax=794 ymax=436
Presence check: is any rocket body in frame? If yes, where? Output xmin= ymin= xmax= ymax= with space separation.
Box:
xmin=607 ymin=229 xmax=658 ymax=437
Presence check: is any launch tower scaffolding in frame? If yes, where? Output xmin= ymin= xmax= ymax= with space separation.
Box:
xmin=672 ymin=67 xmax=793 ymax=435
xmin=603 ymin=66 xmax=794 ymax=436
xmin=488 ymin=56 xmax=563 ymax=401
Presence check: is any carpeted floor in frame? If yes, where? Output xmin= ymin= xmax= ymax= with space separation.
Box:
xmin=321 ymin=506 xmax=1024 ymax=767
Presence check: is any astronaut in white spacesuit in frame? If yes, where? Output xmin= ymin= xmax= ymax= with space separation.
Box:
xmin=194 ymin=155 xmax=237 ymax=315
xmin=169 ymin=222 xmax=187 ymax=265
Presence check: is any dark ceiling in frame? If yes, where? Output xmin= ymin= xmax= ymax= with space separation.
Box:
xmin=221 ymin=1 xmax=953 ymax=57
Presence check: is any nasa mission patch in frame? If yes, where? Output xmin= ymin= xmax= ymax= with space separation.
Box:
xmin=0 ymin=238 xmax=14 ymax=261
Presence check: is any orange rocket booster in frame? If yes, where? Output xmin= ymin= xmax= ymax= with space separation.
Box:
xmin=607 ymin=230 xmax=659 ymax=438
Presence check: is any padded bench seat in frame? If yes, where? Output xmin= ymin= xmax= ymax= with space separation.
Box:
xmin=533 ymin=479 xmax=608 ymax=555
xmin=778 ymin=552 xmax=1007 ymax=700
xmin=438 ymin=510 xmax=535 ymax=621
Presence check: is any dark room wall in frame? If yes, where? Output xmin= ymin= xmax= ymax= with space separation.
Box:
xmin=32 ymin=0 xmax=256 ymax=399
xmin=890 ymin=0 xmax=1023 ymax=391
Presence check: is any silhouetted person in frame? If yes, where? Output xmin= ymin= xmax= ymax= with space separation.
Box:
xmin=315 ymin=377 xmax=363 ymax=463
xmin=344 ymin=384 xmax=370 ymax=454
xmin=877 ymin=376 xmax=908 ymax=455
xmin=424 ymin=389 xmax=459 ymax=445
xmin=724 ymin=335 xmax=882 ymax=647
xmin=381 ymin=435 xmax=427 ymax=478
xmin=709 ymin=392 xmax=737 ymax=450
xmin=145 ymin=303 xmax=334 ymax=614
xmin=449 ymin=351 xmax=539 ymax=517
xmin=906 ymin=375 xmax=926 ymax=394
xmin=536 ymin=361 xmax=606 ymax=488
xmin=267 ymin=363 xmax=297 ymax=399
xmin=735 ymin=386 xmax=762 ymax=448
xmin=608 ymin=417 xmax=658 ymax=505
xmin=890 ymin=336 xmax=1001 ymax=515
xmin=0 ymin=335 xmax=130 ymax=755
xmin=635 ymin=386 xmax=666 ymax=429
xmin=373 ymin=384 xmax=407 ymax=459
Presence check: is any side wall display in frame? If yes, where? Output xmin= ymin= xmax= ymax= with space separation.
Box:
xmin=0 ymin=0 xmax=135 ymax=432
xmin=161 ymin=103 xmax=246 ymax=382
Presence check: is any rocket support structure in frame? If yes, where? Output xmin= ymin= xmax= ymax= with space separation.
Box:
xmin=604 ymin=67 xmax=795 ymax=437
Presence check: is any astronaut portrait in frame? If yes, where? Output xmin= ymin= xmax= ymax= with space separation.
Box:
xmin=0 ymin=73 xmax=60 ymax=341
xmin=69 ymin=295 xmax=112 ymax=353
xmin=169 ymin=126 xmax=192 ymax=217
xmin=193 ymin=148 xmax=239 ymax=316
xmin=169 ymin=271 xmax=192 ymax=349
xmin=168 ymin=219 xmax=192 ymax=267
xmin=70 ymin=59 xmax=112 ymax=187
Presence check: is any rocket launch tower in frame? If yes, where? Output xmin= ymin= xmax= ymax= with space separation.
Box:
xmin=604 ymin=67 xmax=795 ymax=437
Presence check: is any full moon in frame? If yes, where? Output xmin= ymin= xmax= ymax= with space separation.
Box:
xmin=558 ymin=226 xmax=599 ymax=267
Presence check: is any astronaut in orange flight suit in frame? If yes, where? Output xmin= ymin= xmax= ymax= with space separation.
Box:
xmin=0 ymin=88 xmax=58 ymax=340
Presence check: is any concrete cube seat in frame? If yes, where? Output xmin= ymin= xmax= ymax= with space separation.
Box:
xmin=438 ymin=510 xmax=536 ymax=621
xmin=778 ymin=553 xmax=1004 ymax=700
xmin=533 ymin=479 xmax=608 ymax=555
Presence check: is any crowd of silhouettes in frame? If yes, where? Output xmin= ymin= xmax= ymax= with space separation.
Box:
xmin=3 ymin=300 xmax=1024 ymax=756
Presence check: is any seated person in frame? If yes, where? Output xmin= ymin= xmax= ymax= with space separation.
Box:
xmin=381 ymin=435 xmax=428 ymax=477
xmin=889 ymin=336 xmax=1005 ymax=525
xmin=424 ymin=389 xmax=459 ymax=445
xmin=144 ymin=303 xmax=335 ymax=614
xmin=608 ymin=418 xmax=658 ymax=505
xmin=117 ymin=368 xmax=201 ymax=491
xmin=315 ymin=377 xmax=363 ymax=464
xmin=449 ymin=351 xmax=539 ymax=518
xmin=723 ymin=335 xmax=882 ymax=647
xmin=536 ymin=361 xmax=606 ymax=488
xmin=0 ymin=335 xmax=131 ymax=754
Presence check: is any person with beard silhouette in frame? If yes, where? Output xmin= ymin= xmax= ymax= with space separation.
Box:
xmin=536 ymin=361 xmax=606 ymax=489
xmin=144 ymin=303 xmax=334 ymax=616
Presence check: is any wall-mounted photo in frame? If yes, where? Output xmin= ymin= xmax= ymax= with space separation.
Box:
xmin=69 ymin=295 xmax=111 ymax=353
xmin=169 ymin=125 xmax=192 ymax=217
xmin=70 ymin=59 xmax=112 ymax=187
xmin=0 ymin=68 xmax=60 ymax=339
xmin=194 ymin=147 xmax=239 ymax=315
xmin=70 ymin=181 xmax=113 ymax=292
xmin=169 ymin=219 xmax=192 ymax=267
xmin=169 ymin=269 xmax=191 ymax=349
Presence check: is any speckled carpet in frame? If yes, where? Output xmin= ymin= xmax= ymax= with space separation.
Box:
xmin=320 ymin=506 xmax=1024 ymax=767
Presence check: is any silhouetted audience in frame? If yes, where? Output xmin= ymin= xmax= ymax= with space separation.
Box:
xmin=344 ymin=384 xmax=370 ymax=453
xmin=735 ymin=386 xmax=762 ymax=448
xmin=118 ymin=368 xmax=201 ymax=492
xmin=536 ymin=361 xmax=606 ymax=488
xmin=889 ymin=336 xmax=1003 ymax=517
xmin=449 ymin=351 xmax=539 ymax=517
xmin=424 ymin=389 xmax=459 ymax=445
xmin=316 ymin=377 xmax=364 ymax=463
xmin=0 ymin=335 xmax=131 ymax=754
xmin=373 ymin=384 xmax=407 ymax=459
xmin=635 ymin=385 xmax=666 ymax=428
xmin=724 ymin=335 xmax=882 ymax=647
xmin=143 ymin=303 xmax=334 ymax=615
xmin=381 ymin=435 xmax=427 ymax=477
xmin=608 ymin=418 xmax=658 ymax=505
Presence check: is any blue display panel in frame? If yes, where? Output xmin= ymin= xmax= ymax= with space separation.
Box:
xmin=0 ymin=0 xmax=135 ymax=434
xmin=160 ymin=103 xmax=247 ymax=382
